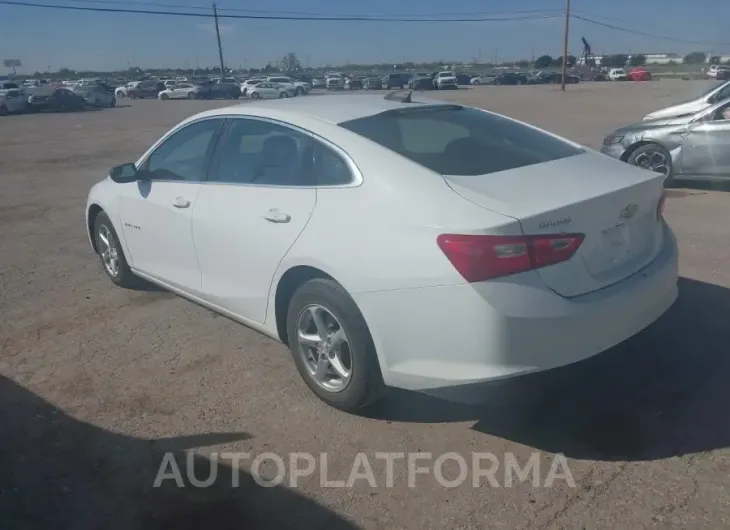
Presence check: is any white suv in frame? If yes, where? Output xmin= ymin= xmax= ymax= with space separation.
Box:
xmin=265 ymin=76 xmax=311 ymax=95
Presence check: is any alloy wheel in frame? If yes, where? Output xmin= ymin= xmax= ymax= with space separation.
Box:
xmin=634 ymin=150 xmax=671 ymax=177
xmin=98 ymin=224 xmax=120 ymax=277
xmin=296 ymin=305 xmax=353 ymax=392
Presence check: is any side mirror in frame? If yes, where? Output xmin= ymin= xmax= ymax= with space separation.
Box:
xmin=109 ymin=163 xmax=144 ymax=183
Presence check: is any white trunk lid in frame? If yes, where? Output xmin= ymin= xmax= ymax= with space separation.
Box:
xmin=444 ymin=152 xmax=666 ymax=297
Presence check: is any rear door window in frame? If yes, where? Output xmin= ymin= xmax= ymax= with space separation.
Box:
xmin=339 ymin=106 xmax=582 ymax=176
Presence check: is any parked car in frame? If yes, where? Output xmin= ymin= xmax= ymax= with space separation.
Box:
xmin=627 ymin=68 xmax=652 ymax=81
xmin=247 ymin=82 xmax=293 ymax=99
xmin=196 ymin=79 xmax=241 ymax=99
xmin=0 ymin=88 xmax=27 ymax=115
xmin=707 ymin=64 xmax=728 ymax=79
xmin=241 ymin=78 xmax=265 ymax=96
xmin=434 ymin=71 xmax=458 ymax=90
xmin=492 ymin=72 xmax=528 ymax=85
xmin=608 ymin=68 xmax=628 ymax=81
xmin=27 ymin=88 xmax=86 ymax=112
xmin=344 ymin=77 xmax=364 ymax=90
xmin=86 ymin=93 xmax=678 ymax=411
xmin=73 ymin=84 xmax=116 ymax=107
xmin=715 ymin=69 xmax=730 ymax=81
xmin=325 ymin=75 xmax=344 ymax=91
xmin=470 ymin=74 xmax=496 ymax=85
xmin=115 ymin=81 xmax=140 ymax=98
xmin=455 ymin=73 xmax=473 ymax=85
xmin=382 ymin=73 xmax=404 ymax=90
xmin=363 ymin=77 xmax=382 ymax=90
xmin=158 ymin=83 xmax=201 ymax=100
xmin=408 ymin=73 xmax=434 ymax=90
xmin=127 ymin=80 xmax=164 ymax=99
xmin=266 ymin=76 xmax=310 ymax=96
xmin=311 ymin=77 xmax=326 ymax=88
xmin=532 ymin=72 xmax=580 ymax=84
xmin=602 ymin=98 xmax=730 ymax=186
xmin=0 ymin=81 xmax=21 ymax=91
xmin=643 ymin=79 xmax=730 ymax=120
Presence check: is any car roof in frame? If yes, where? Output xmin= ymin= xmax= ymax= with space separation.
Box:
xmin=193 ymin=94 xmax=450 ymax=124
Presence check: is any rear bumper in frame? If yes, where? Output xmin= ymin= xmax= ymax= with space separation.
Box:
xmin=353 ymin=223 xmax=678 ymax=392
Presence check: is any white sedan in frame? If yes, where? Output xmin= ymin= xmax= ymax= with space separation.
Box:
xmin=158 ymin=83 xmax=200 ymax=100
xmin=85 ymin=93 xmax=678 ymax=411
xmin=247 ymin=82 xmax=294 ymax=99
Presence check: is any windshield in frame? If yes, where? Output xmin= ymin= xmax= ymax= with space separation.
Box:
xmin=339 ymin=106 xmax=582 ymax=176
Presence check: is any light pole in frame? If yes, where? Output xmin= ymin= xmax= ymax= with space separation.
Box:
xmin=561 ymin=0 xmax=571 ymax=91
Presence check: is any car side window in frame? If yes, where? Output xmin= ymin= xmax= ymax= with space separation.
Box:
xmin=144 ymin=119 xmax=222 ymax=182
xmin=715 ymin=84 xmax=730 ymax=102
xmin=316 ymin=144 xmax=353 ymax=186
xmin=210 ymin=118 xmax=353 ymax=187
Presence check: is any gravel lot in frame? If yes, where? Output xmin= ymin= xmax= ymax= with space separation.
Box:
xmin=1 ymin=80 xmax=730 ymax=529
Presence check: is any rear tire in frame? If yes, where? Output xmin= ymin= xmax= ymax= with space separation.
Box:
xmin=251 ymin=92 xmax=260 ymax=99
xmin=187 ymin=92 xmax=196 ymax=99
xmin=286 ymin=278 xmax=385 ymax=412
xmin=160 ymin=93 xmax=169 ymax=100
xmin=93 ymin=211 xmax=137 ymax=288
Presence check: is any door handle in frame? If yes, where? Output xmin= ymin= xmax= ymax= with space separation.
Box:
xmin=172 ymin=196 xmax=191 ymax=208
xmin=263 ymin=209 xmax=291 ymax=223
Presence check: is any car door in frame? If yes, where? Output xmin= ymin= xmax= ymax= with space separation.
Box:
xmin=173 ymin=85 xmax=187 ymax=99
xmin=262 ymin=84 xmax=275 ymax=98
xmin=192 ymin=116 xmax=328 ymax=323
xmin=119 ymin=118 xmax=225 ymax=293
xmin=679 ymin=108 xmax=730 ymax=178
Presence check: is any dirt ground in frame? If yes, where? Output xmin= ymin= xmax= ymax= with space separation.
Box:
xmin=1 ymin=80 xmax=730 ymax=529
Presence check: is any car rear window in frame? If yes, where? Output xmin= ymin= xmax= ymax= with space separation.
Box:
xmin=339 ymin=106 xmax=582 ymax=176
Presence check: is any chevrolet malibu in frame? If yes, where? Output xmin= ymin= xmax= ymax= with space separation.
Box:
xmin=86 ymin=93 xmax=678 ymax=411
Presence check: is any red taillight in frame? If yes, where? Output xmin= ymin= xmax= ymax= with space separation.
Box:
xmin=657 ymin=192 xmax=666 ymax=219
xmin=436 ymin=233 xmax=585 ymax=283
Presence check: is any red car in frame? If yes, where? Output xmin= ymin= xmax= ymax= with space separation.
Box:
xmin=627 ymin=68 xmax=652 ymax=81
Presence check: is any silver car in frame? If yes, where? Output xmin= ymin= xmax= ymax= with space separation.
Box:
xmin=73 ymin=84 xmax=116 ymax=107
xmin=601 ymin=98 xmax=730 ymax=185
xmin=247 ymin=82 xmax=293 ymax=99
xmin=643 ymin=79 xmax=730 ymax=121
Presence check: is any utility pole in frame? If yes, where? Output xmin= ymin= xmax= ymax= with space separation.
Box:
xmin=213 ymin=3 xmax=226 ymax=76
xmin=561 ymin=0 xmax=571 ymax=91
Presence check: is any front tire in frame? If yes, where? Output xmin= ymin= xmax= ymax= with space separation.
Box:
xmin=160 ymin=93 xmax=169 ymax=100
xmin=296 ymin=86 xmax=304 ymax=96
xmin=251 ymin=92 xmax=260 ymax=99
xmin=286 ymin=278 xmax=385 ymax=412
xmin=93 ymin=211 xmax=137 ymax=287
xmin=187 ymin=92 xmax=196 ymax=99
xmin=627 ymin=143 xmax=674 ymax=186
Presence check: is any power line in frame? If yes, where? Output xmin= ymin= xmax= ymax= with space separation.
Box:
xmin=572 ymin=14 xmax=730 ymax=47
xmin=31 ymin=0 xmax=565 ymax=18
xmin=0 ymin=0 xmax=564 ymax=22
xmin=2 ymin=0 xmax=728 ymax=47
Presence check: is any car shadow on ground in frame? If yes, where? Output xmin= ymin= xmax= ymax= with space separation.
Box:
xmin=0 ymin=375 xmax=358 ymax=530
xmin=363 ymin=276 xmax=730 ymax=462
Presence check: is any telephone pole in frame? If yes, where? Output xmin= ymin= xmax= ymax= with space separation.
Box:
xmin=561 ymin=0 xmax=571 ymax=91
xmin=213 ymin=3 xmax=226 ymax=76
